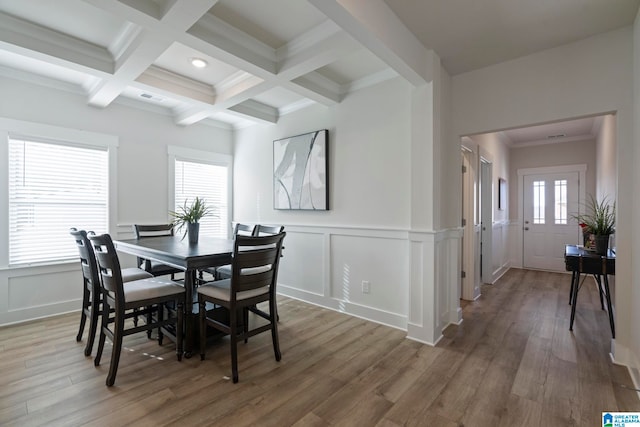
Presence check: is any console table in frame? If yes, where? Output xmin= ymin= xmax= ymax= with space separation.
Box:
xmin=564 ymin=244 xmax=615 ymax=338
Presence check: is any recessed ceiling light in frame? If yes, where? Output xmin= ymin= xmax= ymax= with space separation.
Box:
xmin=190 ymin=57 xmax=208 ymax=68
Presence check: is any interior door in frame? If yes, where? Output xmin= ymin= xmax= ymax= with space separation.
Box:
xmin=523 ymin=172 xmax=580 ymax=271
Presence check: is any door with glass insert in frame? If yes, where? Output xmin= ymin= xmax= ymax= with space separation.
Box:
xmin=523 ymin=172 xmax=579 ymax=271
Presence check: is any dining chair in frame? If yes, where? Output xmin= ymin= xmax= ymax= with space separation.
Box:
xmin=133 ymin=224 xmax=183 ymax=279
xmin=70 ymin=228 xmax=154 ymax=356
xmin=207 ymin=223 xmax=257 ymax=281
xmin=197 ymin=231 xmax=286 ymax=383
xmin=215 ymin=224 xmax=286 ymax=322
xmin=255 ymin=224 xmax=285 ymax=236
xmin=88 ymin=233 xmax=185 ymax=386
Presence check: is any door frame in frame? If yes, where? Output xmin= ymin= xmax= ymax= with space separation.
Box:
xmin=480 ymin=158 xmax=493 ymax=284
xmin=461 ymin=145 xmax=480 ymax=300
xmin=516 ymin=164 xmax=587 ymax=268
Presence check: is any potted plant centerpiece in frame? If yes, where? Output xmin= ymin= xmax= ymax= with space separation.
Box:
xmin=170 ymin=197 xmax=213 ymax=244
xmin=574 ymin=195 xmax=615 ymax=255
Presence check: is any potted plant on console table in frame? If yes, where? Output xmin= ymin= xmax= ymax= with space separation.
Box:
xmin=170 ymin=197 xmax=213 ymax=244
xmin=574 ymin=195 xmax=615 ymax=255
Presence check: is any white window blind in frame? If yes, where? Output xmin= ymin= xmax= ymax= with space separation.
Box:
xmin=175 ymin=159 xmax=228 ymax=238
xmin=8 ymin=137 xmax=108 ymax=265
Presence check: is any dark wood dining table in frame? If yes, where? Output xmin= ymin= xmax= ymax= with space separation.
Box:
xmin=114 ymin=235 xmax=234 ymax=356
xmin=564 ymin=244 xmax=615 ymax=338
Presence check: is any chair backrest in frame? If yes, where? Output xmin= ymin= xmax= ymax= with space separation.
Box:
xmin=230 ymin=232 xmax=286 ymax=299
xmin=233 ymin=223 xmax=256 ymax=237
xmin=255 ymin=224 xmax=284 ymax=236
xmin=133 ymin=224 xmax=175 ymax=239
xmin=69 ymin=228 xmax=100 ymax=292
xmin=133 ymin=224 xmax=175 ymax=269
xmin=87 ymin=233 xmax=125 ymax=304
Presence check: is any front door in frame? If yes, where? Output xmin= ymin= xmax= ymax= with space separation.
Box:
xmin=523 ymin=172 xmax=580 ymax=271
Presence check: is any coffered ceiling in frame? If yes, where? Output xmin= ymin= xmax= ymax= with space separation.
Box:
xmin=0 ymin=0 xmax=638 ymax=130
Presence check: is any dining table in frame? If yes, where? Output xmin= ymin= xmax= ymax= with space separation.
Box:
xmin=114 ymin=235 xmax=234 ymax=357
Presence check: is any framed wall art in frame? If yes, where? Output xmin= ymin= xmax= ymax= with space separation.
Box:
xmin=273 ymin=129 xmax=328 ymax=210
xmin=498 ymin=177 xmax=507 ymax=210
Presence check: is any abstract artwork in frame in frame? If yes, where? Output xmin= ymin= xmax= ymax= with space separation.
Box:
xmin=273 ymin=129 xmax=328 ymax=210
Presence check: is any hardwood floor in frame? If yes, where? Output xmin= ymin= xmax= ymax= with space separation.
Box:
xmin=1 ymin=269 xmax=638 ymax=426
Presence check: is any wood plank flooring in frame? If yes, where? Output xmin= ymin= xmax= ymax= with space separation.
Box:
xmin=1 ymin=269 xmax=638 ymax=426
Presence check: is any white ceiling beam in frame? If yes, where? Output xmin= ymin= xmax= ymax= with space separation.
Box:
xmin=161 ymin=0 xmax=221 ymax=28
xmin=9 ymin=0 xmax=353 ymax=126
xmin=88 ymin=31 xmax=173 ymax=107
xmin=308 ymin=0 xmax=433 ymax=86
xmin=84 ymin=0 xmax=349 ymax=122
xmin=172 ymin=78 xmax=274 ymax=125
xmin=185 ymin=14 xmax=277 ymax=76
xmin=81 ymin=0 xmax=163 ymax=29
xmin=0 ymin=12 xmax=113 ymax=75
xmin=288 ymin=73 xmax=341 ymax=105
xmin=285 ymin=80 xmax=340 ymax=105
xmin=136 ymin=65 xmax=215 ymax=104
xmin=228 ymin=100 xmax=278 ymax=124
xmin=85 ymin=0 xmax=221 ymax=107
xmin=276 ymin=23 xmax=359 ymax=80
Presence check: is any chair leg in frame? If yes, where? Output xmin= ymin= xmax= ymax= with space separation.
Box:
xmin=199 ymin=300 xmax=207 ymax=361
xmin=146 ymin=307 xmax=153 ymax=339
xmin=94 ymin=300 xmax=108 ymax=367
xmin=84 ymin=290 xmax=100 ymax=357
xmin=176 ymin=302 xmax=184 ymax=361
xmin=270 ymin=299 xmax=281 ymax=362
xmin=77 ymin=287 xmax=90 ymax=342
xmin=133 ymin=308 xmax=139 ymax=327
xmin=157 ymin=304 xmax=164 ymax=346
xmin=243 ymin=307 xmax=249 ymax=343
xmin=106 ymin=310 xmax=125 ymax=387
xmin=230 ymin=306 xmax=239 ymax=383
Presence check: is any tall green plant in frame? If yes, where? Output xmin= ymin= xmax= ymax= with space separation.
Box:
xmin=574 ymin=195 xmax=615 ymax=236
xmin=169 ymin=197 xmax=214 ymax=236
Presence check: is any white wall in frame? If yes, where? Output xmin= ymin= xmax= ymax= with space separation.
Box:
xmin=470 ymin=133 xmax=510 ymax=223
xmin=452 ymin=27 xmax=635 ymax=369
xmin=629 ymin=8 xmax=640 ymax=387
xmin=510 ymin=139 xmax=597 ymax=215
xmin=596 ymin=114 xmax=617 ymax=201
xmin=234 ymin=72 xmax=461 ymax=343
xmin=0 ymin=76 xmax=233 ymax=324
xmin=234 ymin=77 xmax=413 ymax=331
xmin=235 ymin=77 xmax=412 ymax=229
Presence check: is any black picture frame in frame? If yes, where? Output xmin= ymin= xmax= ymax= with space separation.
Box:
xmin=273 ymin=129 xmax=329 ymax=210
xmin=498 ymin=177 xmax=507 ymax=210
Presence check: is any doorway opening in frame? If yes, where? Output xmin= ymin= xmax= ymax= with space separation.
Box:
xmin=459 ymin=114 xmax=615 ymax=298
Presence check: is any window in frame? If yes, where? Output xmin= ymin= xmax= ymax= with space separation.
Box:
xmin=533 ymin=180 xmax=545 ymax=224
xmin=8 ymin=137 xmax=108 ymax=265
xmin=174 ymin=158 xmax=229 ymax=239
xmin=554 ymin=179 xmax=568 ymax=224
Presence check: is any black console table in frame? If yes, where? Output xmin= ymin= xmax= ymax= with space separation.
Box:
xmin=564 ymin=245 xmax=615 ymax=338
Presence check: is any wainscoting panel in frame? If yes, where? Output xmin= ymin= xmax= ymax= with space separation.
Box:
xmin=407 ymin=228 xmax=463 ymax=345
xmin=277 ymin=225 xmax=409 ymax=330
xmin=330 ymin=234 xmax=408 ymax=315
xmin=0 ymin=262 xmax=81 ymax=325
xmin=277 ymin=231 xmax=325 ymax=296
xmin=491 ymin=221 xmax=510 ymax=282
xmin=508 ymin=220 xmax=523 ymax=269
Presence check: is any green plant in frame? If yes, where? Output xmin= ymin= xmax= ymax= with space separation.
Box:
xmin=169 ymin=197 xmax=214 ymax=236
xmin=573 ymin=195 xmax=615 ymax=236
